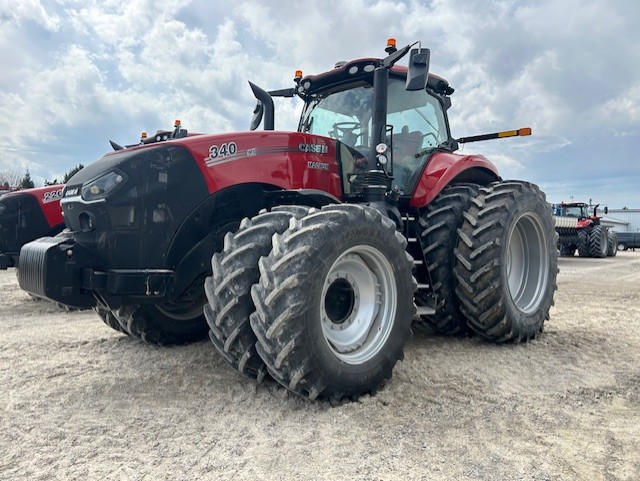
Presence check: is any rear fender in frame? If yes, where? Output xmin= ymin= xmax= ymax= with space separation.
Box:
xmin=409 ymin=152 xmax=500 ymax=208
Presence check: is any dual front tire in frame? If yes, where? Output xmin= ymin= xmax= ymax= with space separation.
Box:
xmin=206 ymin=204 xmax=415 ymax=401
xmin=249 ymin=205 xmax=415 ymax=401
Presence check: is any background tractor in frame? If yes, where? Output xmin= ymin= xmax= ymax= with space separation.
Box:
xmin=18 ymin=39 xmax=558 ymax=402
xmin=0 ymin=185 xmax=65 ymax=269
xmin=552 ymin=202 xmax=617 ymax=258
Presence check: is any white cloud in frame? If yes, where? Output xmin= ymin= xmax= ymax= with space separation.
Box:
xmin=0 ymin=0 xmax=61 ymax=31
xmin=0 ymin=0 xmax=638 ymax=207
xmin=598 ymin=84 xmax=640 ymax=131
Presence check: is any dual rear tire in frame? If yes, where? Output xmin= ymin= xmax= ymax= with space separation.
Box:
xmin=588 ymin=225 xmax=609 ymax=258
xmin=454 ymin=181 xmax=558 ymax=342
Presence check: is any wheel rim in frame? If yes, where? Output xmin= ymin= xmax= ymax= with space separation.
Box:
xmin=506 ymin=213 xmax=549 ymax=314
xmin=320 ymin=245 xmax=397 ymax=364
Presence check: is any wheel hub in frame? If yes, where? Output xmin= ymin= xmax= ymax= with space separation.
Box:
xmin=320 ymin=247 xmax=396 ymax=364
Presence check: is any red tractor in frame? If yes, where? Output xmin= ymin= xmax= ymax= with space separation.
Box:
xmin=0 ymin=185 xmax=65 ymax=269
xmin=18 ymin=39 xmax=558 ymax=401
xmin=552 ymin=202 xmax=617 ymax=257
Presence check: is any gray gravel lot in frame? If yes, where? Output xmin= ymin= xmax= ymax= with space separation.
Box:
xmin=1 ymin=252 xmax=639 ymax=480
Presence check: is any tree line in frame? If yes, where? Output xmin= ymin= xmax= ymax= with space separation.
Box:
xmin=0 ymin=165 xmax=84 ymax=190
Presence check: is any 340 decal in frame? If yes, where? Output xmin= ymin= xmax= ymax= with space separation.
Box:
xmin=206 ymin=142 xmax=237 ymax=161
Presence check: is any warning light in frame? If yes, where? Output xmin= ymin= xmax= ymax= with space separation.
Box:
xmin=141 ymin=132 xmax=147 ymax=139
xmin=385 ymin=38 xmax=397 ymax=54
xmin=518 ymin=127 xmax=532 ymax=136
xmin=294 ymin=70 xmax=303 ymax=82
xmin=174 ymin=119 xmax=181 ymax=128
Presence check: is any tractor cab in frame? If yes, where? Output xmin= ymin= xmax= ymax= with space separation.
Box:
xmin=297 ymin=69 xmax=451 ymax=195
xmin=556 ymin=202 xmax=590 ymax=219
xmin=556 ymin=202 xmax=606 ymax=226
xmin=250 ymin=39 xmax=457 ymax=201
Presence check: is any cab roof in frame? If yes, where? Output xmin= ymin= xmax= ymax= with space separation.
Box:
xmin=298 ymin=57 xmax=453 ymax=97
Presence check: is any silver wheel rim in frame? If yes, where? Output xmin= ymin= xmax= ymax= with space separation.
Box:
xmin=320 ymin=245 xmax=397 ymax=364
xmin=506 ymin=213 xmax=549 ymax=314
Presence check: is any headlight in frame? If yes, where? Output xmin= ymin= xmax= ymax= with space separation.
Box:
xmin=81 ymin=171 xmax=127 ymax=201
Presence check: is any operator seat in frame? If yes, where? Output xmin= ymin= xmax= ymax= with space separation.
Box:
xmin=392 ymin=126 xmax=423 ymax=191
xmin=392 ymin=125 xmax=423 ymax=159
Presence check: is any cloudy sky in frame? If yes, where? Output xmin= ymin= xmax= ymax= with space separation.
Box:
xmin=1 ymin=0 xmax=639 ymax=207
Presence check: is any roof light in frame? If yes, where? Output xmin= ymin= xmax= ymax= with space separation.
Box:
xmin=294 ymin=70 xmax=303 ymax=80
xmin=385 ymin=38 xmax=397 ymax=54
xmin=174 ymin=119 xmax=181 ymax=128
xmin=141 ymin=132 xmax=147 ymax=140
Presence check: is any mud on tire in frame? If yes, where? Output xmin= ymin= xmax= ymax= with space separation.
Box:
xmin=250 ymin=204 xmax=416 ymax=401
xmin=416 ymin=183 xmax=479 ymax=335
xmin=454 ymin=181 xmax=558 ymax=342
xmin=204 ymin=206 xmax=311 ymax=381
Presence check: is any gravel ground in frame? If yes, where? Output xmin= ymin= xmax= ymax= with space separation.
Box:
xmin=1 ymin=252 xmax=639 ymax=480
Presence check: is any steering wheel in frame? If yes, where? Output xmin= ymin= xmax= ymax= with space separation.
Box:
xmin=331 ymin=122 xmax=362 ymax=144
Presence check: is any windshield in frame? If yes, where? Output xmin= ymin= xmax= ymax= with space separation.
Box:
xmin=558 ymin=206 xmax=587 ymax=217
xmin=299 ymin=82 xmax=373 ymax=148
xmin=299 ymin=78 xmax=450 ymax=193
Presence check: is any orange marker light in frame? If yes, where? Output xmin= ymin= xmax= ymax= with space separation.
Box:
xmin=387 ymin=38 xmax=396 ymax=49
xmin=174 ymin=119 xmax=181 ymax=127
xmin=141 ymin=132 xmax=148 ymax=139
xmin=518 ymin=127 xmax=532 ymax=136
xmin=294 ymin=70 xmax=303 ymax=82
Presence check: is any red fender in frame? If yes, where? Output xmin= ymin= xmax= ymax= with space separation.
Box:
xmin=409 ymin=152 xmax=500 ymax=208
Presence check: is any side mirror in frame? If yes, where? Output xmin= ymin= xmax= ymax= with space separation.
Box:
xmin=406 ymin=48 xmax=430 ymax=91
xmin=250 ymin=101 xmax=264 ymax=131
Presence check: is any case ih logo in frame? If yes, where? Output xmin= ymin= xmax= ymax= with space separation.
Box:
xmin=299 ymin=143 xmax=328 ymax=154
xmin=43 ymin=189 xmax=64 ymax=203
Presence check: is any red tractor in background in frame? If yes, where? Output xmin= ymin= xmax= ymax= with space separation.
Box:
xmin=0 ymin=185 xmax=65 ymax=269
xmin=552 ymin=202 xmax=617 ymax=258
xmin=18 ymin=39 xmax=558 ymax=402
